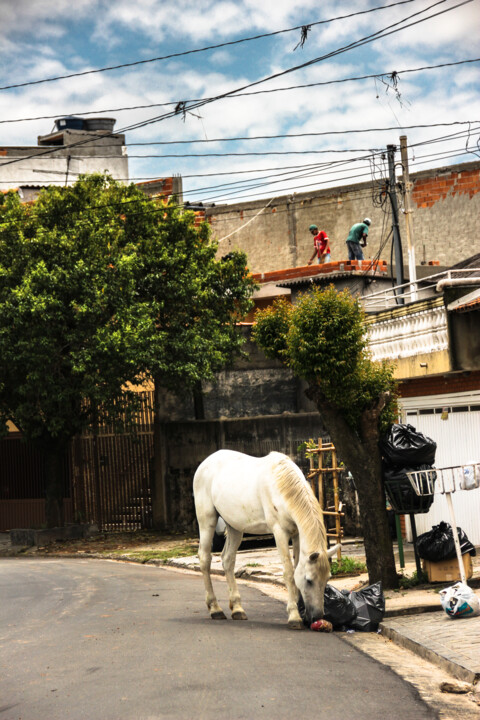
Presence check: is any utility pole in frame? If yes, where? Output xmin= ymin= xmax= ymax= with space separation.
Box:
xmin=387 ymin=144 xmax=405 ymax=304
xmin=400 ymin=136 xmax=417 ymax=301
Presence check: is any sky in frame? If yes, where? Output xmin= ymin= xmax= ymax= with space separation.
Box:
xmin=1 ymin=0 xmax=479 ymax=206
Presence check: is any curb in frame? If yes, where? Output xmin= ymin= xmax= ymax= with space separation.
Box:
xmin=379 ymin=622 xmax=478 ymax=685
xmin=4 ymin=547 xmax=478 ymax=683
xmin=384 ymin=604 xmax=441 ymax=618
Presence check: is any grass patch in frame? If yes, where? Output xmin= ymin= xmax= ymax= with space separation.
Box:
xmin=108 ymin=544 xmax=198 ymax=563
xmin=398 ymin=570 xmax=429 ymax=588
xmin=330 ymin=556 xmax=367 ymax=576
xmin=245 ymin=562 xmax=261 ymax=567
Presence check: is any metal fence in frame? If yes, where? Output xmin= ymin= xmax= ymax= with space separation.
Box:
xmin=72 ymin=431 xmax=154 ymax=531
xmin=1 ymin=404 xmax=326 ymax=532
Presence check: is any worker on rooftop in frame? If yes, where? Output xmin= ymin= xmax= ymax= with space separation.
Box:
xmin=307 ymin=224 xmax=331 ymax=265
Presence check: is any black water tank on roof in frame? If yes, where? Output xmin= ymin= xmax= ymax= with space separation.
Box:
xmin=54 ymin=117 xmax=85 ymax=131
xmin=84 ymin=117 xmax=116 ymax=131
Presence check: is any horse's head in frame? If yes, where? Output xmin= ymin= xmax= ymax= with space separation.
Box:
xmin=294 ymin=545 xmax=339 ymax=624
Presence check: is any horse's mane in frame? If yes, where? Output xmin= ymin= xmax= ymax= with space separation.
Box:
xmin=271 ymin=453 xmax=327 ymax=555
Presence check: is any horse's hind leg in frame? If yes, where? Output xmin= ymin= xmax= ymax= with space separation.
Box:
xmin=196 ymin=506 xmax=227 ymax=620
xmin=222 ymin=525 xmax=247 ymax=620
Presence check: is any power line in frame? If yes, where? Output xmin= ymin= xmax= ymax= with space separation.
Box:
xmin=105 ymin=0 xmax=470 ymax=142
xmin=89 ymin=120 xmax=480 ymax=149
xmin=0 ymin=0 xmax=418 ymax=92
xmin=0 ymin=0 xmax=470 ymax=172
xmin=5 ymin=133 xmax=477 ymax=199
xmin=60 ymin=122 xmax=479 ymax=159
xmin=2 ymin=142 xmax=476 ymax=231
xmin=2 ymin=57 xmax=478 ymax=126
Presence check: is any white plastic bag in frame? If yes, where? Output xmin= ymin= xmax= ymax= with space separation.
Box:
xmin=459 ymin=463 xmax=480 ymax=491
xmin=439 ymin=582 xmax=480 ymax=618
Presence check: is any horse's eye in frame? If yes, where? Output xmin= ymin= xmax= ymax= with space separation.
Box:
xmin=306 ymin=578 xmax=313 ymax=586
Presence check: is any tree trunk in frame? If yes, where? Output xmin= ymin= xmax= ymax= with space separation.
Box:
xmin=307 ymin=386 xmax=398 ymax=589
xmin=44 ymin=442 xmax=66 ymax=529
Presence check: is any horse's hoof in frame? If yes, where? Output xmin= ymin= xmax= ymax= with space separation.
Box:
xmin=288 ymin=619 xmax=305 ymax=630
xmin=232 ymin=611 xmax=248 ymax=620
xmin=211 ymin=611 xmax=227 ymax=620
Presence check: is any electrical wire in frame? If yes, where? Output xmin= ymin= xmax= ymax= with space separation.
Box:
xmin=4 ymin=133 xmax=477 ymax=205
xmin=20 ymin=121 xmax=478 ymax=164
xmin=2 ymin=57 xmax=477 ymax=126
xmin=0 ymin=0 xmax=418 ymax=92
xmin=0 ymin=0 xmax=472 ymax=173
xmin=84 ymin=120 xmax=480 ymax=149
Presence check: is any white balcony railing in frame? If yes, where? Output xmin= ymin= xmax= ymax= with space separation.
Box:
xmin=359 ymin=268 xmax=480 ymax=311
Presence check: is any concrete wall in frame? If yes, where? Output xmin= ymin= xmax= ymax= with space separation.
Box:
xmin=0 ymin=130 xmax=128 ymax=190
xmin=162 ymin=413 xmax=326 ymax=530
xmin=207 ymin=161 xmax=480 ymax=274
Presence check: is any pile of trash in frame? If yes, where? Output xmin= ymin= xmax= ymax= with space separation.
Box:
xmin=416 ymin=521 xmax=476 ymax=563
xmin=380 ymin=424 xmax=437 ymax=514
xmin=299 ymin=582 xmax=385 ymax=633
xmin=440 ymin=582 xmax=480 ymax=618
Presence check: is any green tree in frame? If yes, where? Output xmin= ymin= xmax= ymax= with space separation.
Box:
xmin=0 ymin=175 xmax=255 ymax=528
xmin=133 ymin=206 xmax=256 ymax=526
xmin=253 ymin=287 xmax=399 ymax=589
xmin=0 ymin=175 xmax=154 ymax=526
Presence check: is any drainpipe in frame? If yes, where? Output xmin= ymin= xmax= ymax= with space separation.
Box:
xmin=436 ymin=277 xmax=480 ymax=291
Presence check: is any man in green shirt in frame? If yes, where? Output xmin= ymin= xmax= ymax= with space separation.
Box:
xmin=346 ymin=218 xmax=371 ymax=261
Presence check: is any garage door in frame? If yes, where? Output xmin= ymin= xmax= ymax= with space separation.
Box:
xmin=400 ymin=391 xmax=480 ymax=546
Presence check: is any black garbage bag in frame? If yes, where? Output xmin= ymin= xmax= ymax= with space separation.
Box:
xmin=323 ymin=584 xmax=357 ymax=629
xmin=298 ymin=585 xmax=357 ymax=629
xmin=346 ymin=582 xmax=385 ymax=632
xmin=380 ymin=424 xmax=437 ymax=466
xmin=416 ymin=521 xmax=476 ymax=561
xmin=382 ymin=463 xmax=436 ymax=514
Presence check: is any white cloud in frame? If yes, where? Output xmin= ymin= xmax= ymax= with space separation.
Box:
xmin=0 ymin=0 xmax=477 ymax=203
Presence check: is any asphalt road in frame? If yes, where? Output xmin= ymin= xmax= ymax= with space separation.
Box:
xmin=0 ymin=558 xmax=437 ymax=720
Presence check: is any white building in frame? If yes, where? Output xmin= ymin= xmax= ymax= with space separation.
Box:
xmin=0 ymin=116 xmax=128 ymax=195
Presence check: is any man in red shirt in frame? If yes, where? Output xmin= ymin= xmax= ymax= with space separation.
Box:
xmin=307 ymin=224 xmax=331 ymax=265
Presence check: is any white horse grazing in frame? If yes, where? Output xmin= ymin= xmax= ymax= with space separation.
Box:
xmin=193 ymin=449 xmax=338 ymax=628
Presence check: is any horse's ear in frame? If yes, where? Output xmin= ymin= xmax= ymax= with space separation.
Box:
xmin=309 ymin=552 xmax=319 ymax=562
xmin=327 ymin=544 xmax=341 ymax=558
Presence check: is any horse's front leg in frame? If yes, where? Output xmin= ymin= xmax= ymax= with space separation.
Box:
xmin=222 ymin=525 xmax=247 ymax=620
xmin=272 ymin=527 xmax=303 ymax=629
xmin=197 ymin=519 xmax=227 ymax=620
xmin=292 ymin=533 xmax=300 ymax=568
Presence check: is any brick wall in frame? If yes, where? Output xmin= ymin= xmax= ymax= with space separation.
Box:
xmin=206 ymin=160 xmax=480 ymax=274
xmin=409 ymin=165 xmax=480 ymax=266
xmin=399 ymin=370 xmax=480 ymax=398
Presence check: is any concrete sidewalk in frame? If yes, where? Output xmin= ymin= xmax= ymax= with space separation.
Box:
xmin=167 ymin=540 xmax=480 ymax=685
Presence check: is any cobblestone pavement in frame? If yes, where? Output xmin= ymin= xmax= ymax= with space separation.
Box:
xmin=381 ymin=612 xmax=480 ymax=684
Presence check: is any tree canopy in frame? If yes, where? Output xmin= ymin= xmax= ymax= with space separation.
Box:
xmin=0 ymin=174 xmax=255 ymax=526
xmin=253 ymin=287 xmax=397 ymax=434
xmin=134 ymin=207 xmax=255 ymax=393
xmin=253 ymin=286 xmax=399 ymax=588
xmin=0 ymin=174 xmax=148 ymax=444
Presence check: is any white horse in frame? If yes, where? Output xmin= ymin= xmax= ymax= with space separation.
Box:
xmin=193 ymin=449 xmax=338 ymax=628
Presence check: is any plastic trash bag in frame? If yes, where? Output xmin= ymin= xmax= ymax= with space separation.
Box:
xmin=322 ymin=584 xmax=357 ymax=629
xmin=416 ymin=522 xmax=476 ymax=561
xmin=459 ymin=463 xmax=480 ymax=491
xmin=298 ymin=585 xmax=356 ymax=629
xmin=346 ymin=582 xmax=385 ymax=632
xmin=380 ymin=424 xmax=437 ymax=466
xmin=439 ymin=582 xmax=480 ymax=618
xmin=382 ymin=463 xmax=436 ymax=514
